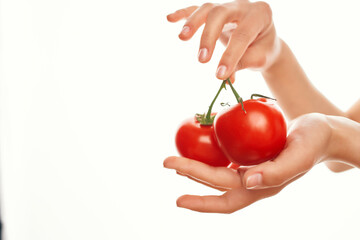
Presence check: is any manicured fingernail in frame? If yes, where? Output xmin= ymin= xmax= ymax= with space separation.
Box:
xmin=246 ymin=173 xmax=262 ymax=189
xmin=198 ymin=48 xmax=208 ymax=62
xmin=180 ymin=26 xmax=190 ymax=35
xmin=216 ymin=65 xmax=227 ymax=78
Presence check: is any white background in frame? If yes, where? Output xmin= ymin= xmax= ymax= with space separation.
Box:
xmin=1 ymin=0 xmax=360 ymax=239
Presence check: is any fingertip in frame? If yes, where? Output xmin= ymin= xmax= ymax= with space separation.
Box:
xmin=199 ymin=55 xmax=211 ymax=63
xmin=199 ymin=59 xmax=209 ymax=64
xmin=224 ymin=76 xmax=235 ymax=83
xmin=166 ymin=14 xmax=174 ymax=22
xmin=242 ymin=164 xmax=267 ymax=189
xmin=216 ymin=65 xmax=230 ymax=80
xmin=178 ymin=26 xmax=192 ymax=40
xmin=245 ymin=172 xmax=263 ymax=189
xmin=176 ymin=195 xmax=190 ymax=208
xmin=178 ymin=33 xmax=189 ymax=41
xmin=230 ymin=73 xmax=236 ymax=83
xmin=167 ymin=11 xmax=182 ymax=22
xmin=163 ymin=156 xmax=177 ymax=168
xmin=198 ymin=48 xmax=211 ymax=63
xmin=200 ymin=58 xmax=211 ymax=64
xmin=243 ymin=161 xmax=287 ymax=189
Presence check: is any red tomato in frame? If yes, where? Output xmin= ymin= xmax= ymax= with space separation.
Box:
xmin=214 ymin=98 xmax=287 ymax=166
xmin=175 ymin=116 xmax=231 ymax=167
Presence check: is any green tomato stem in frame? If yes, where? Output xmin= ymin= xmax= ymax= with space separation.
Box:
xmin=226 ymin=78 xmax=246 ymax=113
xmin=205 ymin=80 xmax=227 ymax=121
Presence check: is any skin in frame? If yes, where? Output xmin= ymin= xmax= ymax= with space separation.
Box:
xmin=164 ymin=0 xmax=360 ymax=213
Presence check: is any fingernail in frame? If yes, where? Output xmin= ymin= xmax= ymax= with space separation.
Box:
xmin=180 ymin=26 xmax=190 ymax=35
xmin=198 ymin=48 xmax=208 ymax=62
xmin=216 ymin=65 xmax=227 ymax=78
xmin=246 ymin=173 xmax=262 ymax=189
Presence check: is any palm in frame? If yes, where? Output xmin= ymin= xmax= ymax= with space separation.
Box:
xmin=164 ymin=156 xmax=284 ymax=213
xmin=163 ymin=115 xmax=329 ymax=213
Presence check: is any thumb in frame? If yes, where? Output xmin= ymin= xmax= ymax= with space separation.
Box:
xmin=229 ymin=72 xmax=236 ymax=83
xmin=224 ymin=72 xmax=236 ymax=84
xmin=242 ymin=143 xmax=313 ymax=189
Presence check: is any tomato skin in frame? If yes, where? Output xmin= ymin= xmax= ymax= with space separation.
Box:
xmin=214 ymin=98 xmax=287 ymax=166
xmin=175 ymin=117 xmax=231 ymax=167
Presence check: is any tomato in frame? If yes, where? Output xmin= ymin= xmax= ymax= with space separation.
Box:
xmin=214 ymin=98 xmax=287 ymax=166
xmin=175 ymin=116 xmax=231 ymax=167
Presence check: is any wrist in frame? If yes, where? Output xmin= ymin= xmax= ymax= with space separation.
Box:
xmin=262 ymin=37 xmax=286 ymax=74
xmin=325 ymin=115 xmax=360 ymax=167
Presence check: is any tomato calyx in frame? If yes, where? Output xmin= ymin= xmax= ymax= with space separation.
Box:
xmin=196 ymin=80 xmax=227 ymax=126
xmin=195 ymin=113 xmax=216 ymax=125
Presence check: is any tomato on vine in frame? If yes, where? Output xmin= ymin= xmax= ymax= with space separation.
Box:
xmin=214 ymin=79 xmax=287 ymax=166
xmin=175 ymin=78 xmax=287 ymax=168
xmin=175 ymin=81 xmax=231 ymax=167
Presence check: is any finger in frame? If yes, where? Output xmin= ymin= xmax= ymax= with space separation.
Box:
xmin=236 ymin=166 xmax=253 ymax=179
xmin=179 ymin=3 xmax=215 ymax=41
xmin=219 ymin=23 xmax=237 ymax=46
xmin=176 ymin=191 xmax=244 ymax=213
xmin=176 ymin=171 xmax=230 ymax=192
xmin=164 ymin=156 xmax=242 ymax=189
xmin=176 ymin=186 xmax=279 ymax=213
xmin=177 ymin=172 xmax=305 ymax=213
xmin=198 ymin=5 xmax=234 ymax=63
xmin=216 ymin=17 xmax=261 ymax=79
xmin=229 ymin=72 xmax=236 ymax=83
xmin=243 ymin=143 xmax=313 ymax=189
xmin=224 ymin=72 xmax=236 ymax=85
xmin=236 ymin=45 xmax=267 ymax=70
xmin=167 ymin=6 xmax=198 ymax=23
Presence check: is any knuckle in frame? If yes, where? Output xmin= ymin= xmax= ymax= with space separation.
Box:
xmin=221 ymin=50 xmax=234 ymax=62
xmin=209 ymin=5 xmax=228 ymax=15
xmin=175 ymin=9 xmax=187 ymax=16
xmin=223 ymin=209 xmax=235 ymax=214
xmin=253 ymin=57 xmax=267 ymax=68
xmin=202 ymin=2 xmax=215 ymax=9
xmin=232 ymin=31 xmax=251 ymax=42
xmin=200 ymin=32 xmax=214 ymax=48
xmin=255 ymin=1 xmax=272 ymax=20
xmin=264 ymin=169 xmax=285 ymax=187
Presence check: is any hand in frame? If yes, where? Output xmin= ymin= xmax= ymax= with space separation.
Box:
xmin=164 ymin=156 xmax=297 ymax=213
xmin=242 ymin=113 xmax=332 ymax=189
xmin=167 ymin=1 xmax=281 ymax=81
xmin=164 ymin=113 xmax=333 ymax=213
